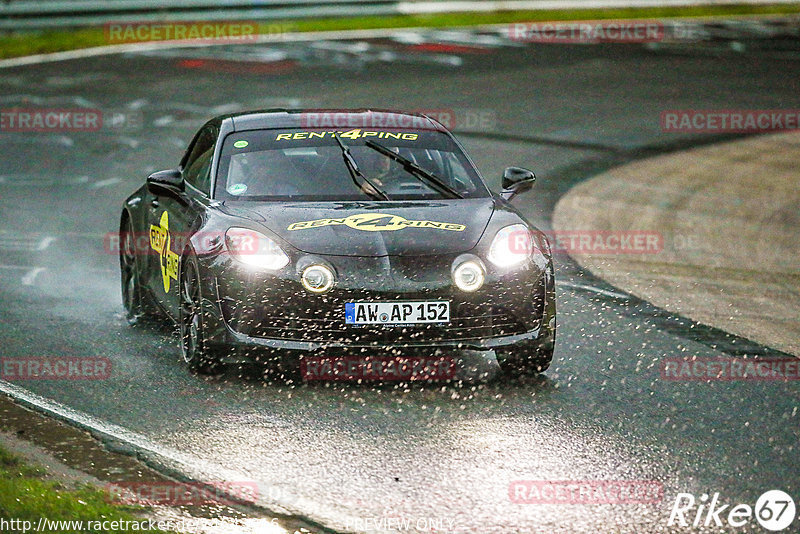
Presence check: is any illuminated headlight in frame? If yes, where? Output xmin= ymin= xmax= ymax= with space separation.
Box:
xmin=301 ymin=264 xmax=335 ymax=293
xmin=453 ymin=260 xmax=485 ymax=292
xmin=487 ymin=224 xmax=532 ymax=268
xmin=225 ymin=227 xmax=289 ymax=270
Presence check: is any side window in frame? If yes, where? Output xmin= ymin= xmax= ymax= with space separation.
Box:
xmin=183 ymin=127 xmax=216 ymax=195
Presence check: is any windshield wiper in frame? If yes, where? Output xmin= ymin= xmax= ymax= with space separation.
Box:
xmin=364 ymin=140 xmax=464 ymax=199
xmin=332 ymin=133 xmax=390 ymax=201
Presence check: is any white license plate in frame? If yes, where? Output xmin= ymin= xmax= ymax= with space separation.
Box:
xmin=345 ymin=301 xmax=450 ymax=325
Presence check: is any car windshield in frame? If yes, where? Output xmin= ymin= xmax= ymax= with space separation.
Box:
xmin=215 ymin=128 xmax=489 ymax=200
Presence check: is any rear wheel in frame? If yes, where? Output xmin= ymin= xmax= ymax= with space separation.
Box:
xmin=120 ymin=218 xmax=161 ymax=325
xmin=179 ymin=254 xmax=220 ymax=374
xmin=120 ymin=219 xmax=145 ymax=325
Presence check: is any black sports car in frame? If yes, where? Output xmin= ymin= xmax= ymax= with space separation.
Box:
xmin=119 ymin=109 xmax=555 ymax=378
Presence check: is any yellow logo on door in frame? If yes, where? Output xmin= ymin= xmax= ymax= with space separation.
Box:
xmin=149 ymin=211 xmax=179 ymax=293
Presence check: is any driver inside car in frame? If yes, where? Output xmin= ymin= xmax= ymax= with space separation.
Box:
xmin=228 ymin=151 xmax=302 ymax=196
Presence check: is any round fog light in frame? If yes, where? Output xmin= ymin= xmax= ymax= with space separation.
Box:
xmin=301 ymin=264 xmax=335 ymax=293
xmin=453 ymin=260 xmax=485 ymax=292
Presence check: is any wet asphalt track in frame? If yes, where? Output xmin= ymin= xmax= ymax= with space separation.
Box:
xmin=1 ymin=23 xmax=800 ymax=533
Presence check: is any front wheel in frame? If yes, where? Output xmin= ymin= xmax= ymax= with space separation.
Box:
xmin=179 ymin=254 xmax=221 ymax=374
xmin=497 ymin=265 xmax=556 ymax=378
xmin=496 ymin=333 xmax=554 ymax=378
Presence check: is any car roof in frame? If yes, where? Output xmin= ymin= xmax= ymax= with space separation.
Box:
xmin=212 ymin=109 xmax=450 ymax=133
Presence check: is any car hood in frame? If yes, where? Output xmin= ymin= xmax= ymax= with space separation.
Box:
xmin=224 ymin=199 xmax=495 ymax=257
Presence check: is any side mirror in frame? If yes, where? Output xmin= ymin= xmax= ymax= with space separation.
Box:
xmin=147 ymin=169 xmax=184 ymax=193
xmin=500 ymin=167 xmax=535 ymax=201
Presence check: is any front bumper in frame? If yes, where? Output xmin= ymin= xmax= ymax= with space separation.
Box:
xmin=223 ymin=320 xmax=543 ymax=352
xmin=196 ymin=252 xmax=553 ymax=356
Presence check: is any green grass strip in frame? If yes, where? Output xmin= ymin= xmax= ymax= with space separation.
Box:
xmin=0 ymin=445 xmax=171 ymax=533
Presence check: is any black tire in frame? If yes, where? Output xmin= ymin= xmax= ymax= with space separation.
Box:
xmin=259 ymin=349 xmax=302 ymax=383
xmin=120 ymin=219 xmax=145 ymax=325
xmin=179 ymin=253 xmax=221 ymax=375
xmin=497 ymin=264 xmax=556 ymax=378
xmin=496 ymin=333 xmax=554 ymax=378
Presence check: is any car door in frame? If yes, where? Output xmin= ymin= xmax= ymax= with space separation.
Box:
xmin=146 ymin=124 xmax=217 ymax=319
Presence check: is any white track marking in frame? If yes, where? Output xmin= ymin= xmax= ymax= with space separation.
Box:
xmin=310 ymin=40 xmax=371 ymax=53
xmin=153 ymin=115 xmax=175 ymax=127
xmin=91 ymin=177 xmax=122 ymax=189
xmin=116 ymin=136 xmax=140 ymax=148
xmin=71 ymin=96 xmax=96 ymax=107
xmin=36 ymin=236 xmax=56 ymax=251
xmin=21 ymin=267 xmax=45 ymax=286
xmin=126 ymin=98 xmax=148 ymax=110
xmin=556 ymin=280 xmax=631 ymax=299
xmin=392 ymin=29 xmax=518 ymax=47
xmin=0 ymin=235 xmax=54 ymax=252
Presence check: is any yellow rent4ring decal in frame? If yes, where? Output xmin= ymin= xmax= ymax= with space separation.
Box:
xmin=275 ymin=129 xmax=418 ymax=141
xmin=149 ymin=211 xmax=179 ymax=293
xmin=288 ymin=213 xmax=465 ymax=232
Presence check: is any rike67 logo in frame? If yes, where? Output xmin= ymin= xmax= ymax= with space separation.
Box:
xmin=668 ymin=490 xmax=796 ymax=531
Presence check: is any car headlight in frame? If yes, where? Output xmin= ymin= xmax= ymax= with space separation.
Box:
xmin=301 ymin=264 xmax=335 ymax=293
xmin=453 ymin=260 xmax=485 ymax=292
xmin=487 ymin=224 xmax=532 ymax=268
xmin=225 ymin=227 xmax=289 ymax=270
